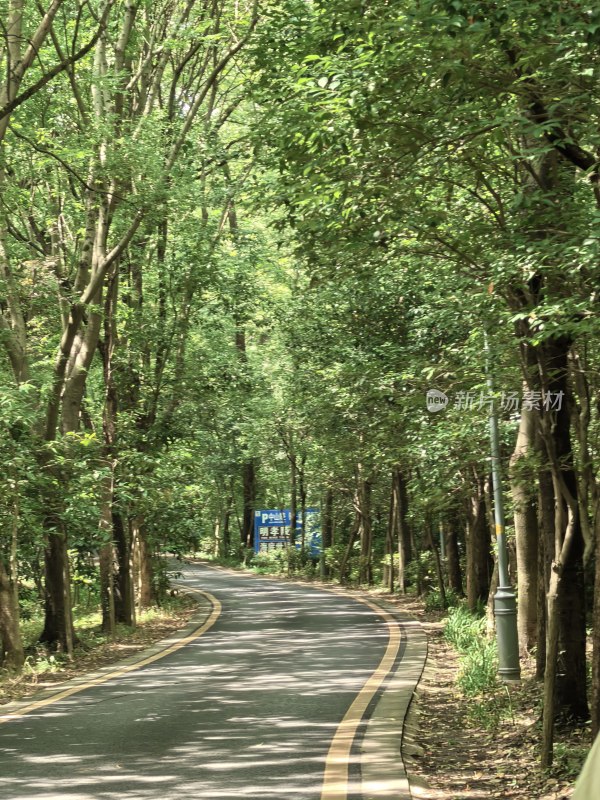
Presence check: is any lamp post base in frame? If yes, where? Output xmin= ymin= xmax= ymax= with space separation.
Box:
xmin=494 ymin=585 xmax=521 ymax=682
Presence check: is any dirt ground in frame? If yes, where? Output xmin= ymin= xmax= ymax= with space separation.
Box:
xmin=394 ymin=598 xmax=589 ymax=800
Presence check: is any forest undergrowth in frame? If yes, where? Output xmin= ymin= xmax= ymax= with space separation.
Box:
xmin=402 ymin=599 xmax=590 ymax=800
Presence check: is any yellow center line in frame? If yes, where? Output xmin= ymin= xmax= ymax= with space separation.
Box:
xmin=0 ymin=587 xmax=222 ymax=725
xmin=320 ymin=598 xmax=401 ymax=800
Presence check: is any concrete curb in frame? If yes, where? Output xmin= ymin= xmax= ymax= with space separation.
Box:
xmin=360 ymin=599 xmax=428 ymax=800
xmin=0 ymin=584 xmax=212 ymax=719
xmin=401 ymin=684 xmax=433 ymax=800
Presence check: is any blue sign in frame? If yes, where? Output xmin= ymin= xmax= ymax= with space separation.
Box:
xmin=254 ymin=508 xmax=321 ymax=555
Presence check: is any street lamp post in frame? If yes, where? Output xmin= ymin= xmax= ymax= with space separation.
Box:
xmin=485 ymin=333 xmax=521 ymax=682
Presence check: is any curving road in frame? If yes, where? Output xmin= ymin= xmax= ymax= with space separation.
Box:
xmin=0 ymin=563 xmax=424 ymax=800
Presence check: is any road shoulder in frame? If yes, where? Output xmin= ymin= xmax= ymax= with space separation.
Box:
xmin=0 ymin=585 xmax=215 ymax=722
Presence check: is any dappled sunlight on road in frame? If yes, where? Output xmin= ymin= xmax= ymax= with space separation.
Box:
xmin=0 ymin=567 xmax=393 ymax=800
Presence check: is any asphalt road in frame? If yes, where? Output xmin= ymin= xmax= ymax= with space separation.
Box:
xmin=0 ymin=563 xmax=406 ymax=800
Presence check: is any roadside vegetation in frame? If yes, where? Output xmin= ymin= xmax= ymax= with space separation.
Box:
xmin=1 ymin=583 xmax=197 ymax=705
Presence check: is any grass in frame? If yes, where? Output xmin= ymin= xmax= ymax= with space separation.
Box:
xmin=443 ymin=604 xmax=515 ymax=729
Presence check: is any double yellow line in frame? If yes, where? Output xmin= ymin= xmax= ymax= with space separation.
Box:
xmin=320 ymin=596 xmax=402 ymax=800
xmin=0 ymin=587 xmax=221 ymax=725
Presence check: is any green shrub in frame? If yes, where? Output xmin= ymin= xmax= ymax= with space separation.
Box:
xmin=445 ymin=605 xmax=498 ymax=697
xmin=18 ymin=585 xmax=42 ymax=621
xmin=424 ymin=587 xmax=461 ymax=612
xmin=250 ymin=549 xmax=286 ymax=574
xmin=249 ymin=546 xmax=317 ymax=577
xmin=457 ymin=638 xmax=498 ymax=696
xmin=323 ymin=544 xmax=347 ymax=574
xmin=405 ymin=550 xmax=436 ymax=593
xmin=445 ymin=605 xmax=486 ymax=651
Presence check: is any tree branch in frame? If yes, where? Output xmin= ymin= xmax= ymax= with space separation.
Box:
xmin=0 ymin=2 xmax=112 ymax=121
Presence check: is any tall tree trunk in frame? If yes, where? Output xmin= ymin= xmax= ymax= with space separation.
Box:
xmin=99 ymin=543 xmax=116 ymax=637
xmin=219 ymin=496 xmax=233 ymax=559
xmin=510 ymin=403 xmax=539 ymax=656
xmin=532 ymin=334 xmax=589 ymax=766
xmin=536 ymin=450 xmax=555 ymax=681
xmin=39 ymin=520 xmax=75 ymax=653
xmin=339 ymin=510 xmax=360 ymax=585
xmin=321 ymin=487 xmax=334 ymax=579
xmin=592 ymin=509 xmax=600 ymax=736
xmin=570 ymin=349 xmax=600 ymax=734
xmin=357 ymin=473 xmax=372 ymax=585
xmin=241 ymin=459 xmax=256 ymax=550
xmin=385 ymin=479 xmax=395 ymax=593
xmin=542 ymin=568 xmax=561 ymax=767
xmin=113 ymin=508 xmax=135 ymax=626
xmin=0 ymin=497 xmax=24 ymax=669
xmin=465 ymin=474 xmax=492 ymax=611
xmin=100 ymin=266 xmax=135 ymax=627
xmin=541 ymin=338 xmax=587 ymax=721
xmin=132 ymin=516 xmax=153 ymax=610
xmin=393 ymin=469 xmax=411 ymax=593
xmin=233 ymin=319 xmax=257 ymax=552
xmin=99 ymin=468 xmax=116 ymax=636
xmin=299 ymin=457 xmax=307 ymax=549
xmin=289 ymin=446 xmax=298 ymax=549
xmin=444 ymin=518 xmax=464 ymax=596
xmin=426 ymin=519 xmax=446 ymax=607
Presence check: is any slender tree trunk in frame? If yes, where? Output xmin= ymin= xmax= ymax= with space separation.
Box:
xmin=0 ymin=500 xmax=24 ymax=669
xmin=592 ymin=509 xmax=600 ymax=736
xmin=321 ymin=487 xmax=334 ymax=579
xmin=233 ymin=320 xmax=257 ymax=552
xmin=542 ymin=339 xmax=587 ymax=721
xmin=393 ymin=469 xmax=411 ymax=592
xmin=113 ymin=509 xmax=135 ymax=626
xmin=570 ymin=350 xmax=600 ymax=734
xmin=241 ymin=459 xmax=256 ymax=550
xmin=385 ymin=479 xmax=395 ymax=593
xmin=219 ymin=496 xmax=233 ymax=558
xmin=99 ymin=266 xmax=135 ymax=627
xmin=536 ymin=454 xmax=554 ymax=680
xmin=444 ymin=519 xmax=464 ymax=595
xmin=132 ymin=516 xmax=153 ymax=610
xmin=465 ymin=475 xmax=492 ymax=611
xmin=289 ymin=449 xmax=297 ymax=549
xmin=39 ymin=522 xmax=75 ymax=653
xmin=339 ymin=511 xmax=360 ymax=585
xmin=510 ymin=403 xmax=539 ymax=656
xmin=213 ymin=516 xmax=221 ymax=557
xmin=426 ymin=519 xmax=446 ymax=606
xmin=357 ymin=474 xmax=372 ymax=585
xmin=99 ymin=543 xmax=116 ymax=637
xmin=299 ymin=460 xmax=307 ymax=549
xmin=99 ymin=468 xmax=116 ymax=636
xmin=412 ymin=526 xmax=424 ymax=596
xmin=542 ymin=569 xmax=561 ymax=767
xmin=530 ymin=334 xmax=589 ymax=766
